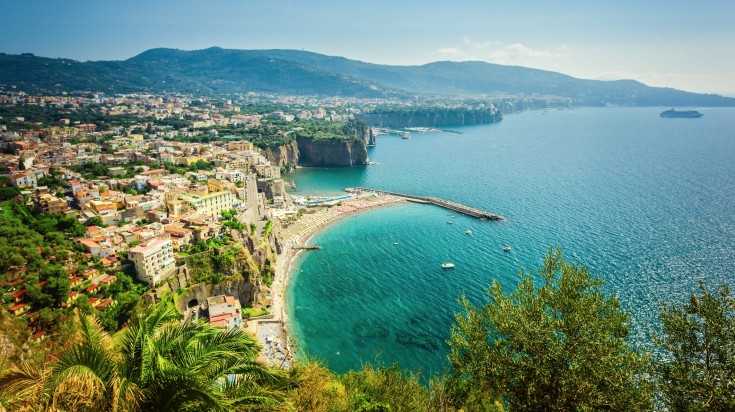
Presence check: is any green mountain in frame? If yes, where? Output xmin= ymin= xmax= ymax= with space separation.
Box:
xmin=1 ymin=47 xmax=733 ymax=106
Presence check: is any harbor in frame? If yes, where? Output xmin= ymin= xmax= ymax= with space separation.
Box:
xmin=345 ymin=187 xmax=504 ymax=221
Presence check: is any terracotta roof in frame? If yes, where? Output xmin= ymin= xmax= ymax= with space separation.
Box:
xmin=100 ymin=275 xmax=117 ymax=283
xmin=10 ymin=303 xmax=29 ymax=312
xmin=79 ymin=239 xmax=102 ymax=249
xmin=209 ymin=312 xmax=239 ymax=323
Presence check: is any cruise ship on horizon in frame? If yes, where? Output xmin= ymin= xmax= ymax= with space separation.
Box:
xmin=660 ymin=108 xmax=703 ymax=118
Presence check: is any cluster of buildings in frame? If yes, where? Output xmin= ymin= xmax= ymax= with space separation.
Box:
xmin=0 ymin=91 xmax=365 ymax=338
xmin=0 ymin=96 xmax=302 ymax=292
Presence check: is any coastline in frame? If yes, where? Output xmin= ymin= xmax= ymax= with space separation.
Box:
xmin=252 ymin=193 xmax=405 ymax=366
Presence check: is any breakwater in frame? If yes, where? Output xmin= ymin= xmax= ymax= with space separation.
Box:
xmin=345 ymin=187 xmax=503 ymax=221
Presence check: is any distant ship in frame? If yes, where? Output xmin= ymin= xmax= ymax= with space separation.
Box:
xmin=660 ymin=109 xmax=703 ymax=118
xmin=441 ymin=262 xmax=455 ymax=269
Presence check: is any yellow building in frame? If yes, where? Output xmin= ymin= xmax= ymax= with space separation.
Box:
xmin=178 ymin=191 xmax=233 ymax=217
xmin=88 ymin=199 xmax=117 ymax=215
xmin=207 ymin=179 xmax=238 ymax=196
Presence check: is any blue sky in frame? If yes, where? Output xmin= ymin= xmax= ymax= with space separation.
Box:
xmin=3 ymin=0 xmax=734 ymax=95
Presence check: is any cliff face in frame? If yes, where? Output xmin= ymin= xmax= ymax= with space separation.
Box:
xmin=295 ymin=137 xmax=368 ymax=167
xmin=353 ymin=119 xmax=375 ymax=146
xmin=263 ymin=139 xmax=299 ymax=168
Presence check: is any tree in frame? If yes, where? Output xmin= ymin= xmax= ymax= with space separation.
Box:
xmin=85 ymin=216 xmax=105 ymax=227
xmin=42 ymin=265 xmax=71 ymax=306
xmin=657 ymin=283 xmax=735 ymax=411
xmin=0 ymin=301 xmax=290 ymax=411
xmin=446 ymin=248 xmax=654 ymax=411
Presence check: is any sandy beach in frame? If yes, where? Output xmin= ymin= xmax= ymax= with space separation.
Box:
xmin=251 ymin=193 xmax=405 ymax=367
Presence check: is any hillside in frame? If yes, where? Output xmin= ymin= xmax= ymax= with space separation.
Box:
xmin=1 ymin=48 xmax=734 ymax=106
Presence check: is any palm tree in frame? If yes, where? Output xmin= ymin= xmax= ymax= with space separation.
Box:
xmin=0 ymin=311 xmax=136 ymax=412
xmin=118 ymin=302 xmax=288 ymax=411
xmin=0 ymin=300 xmax=289 ymax=411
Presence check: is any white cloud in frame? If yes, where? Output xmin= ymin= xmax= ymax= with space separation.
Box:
xmin=432 ymin=40 xmax=570 ymax=65
xmin=488 ymin=43 xmax=569 ymax=63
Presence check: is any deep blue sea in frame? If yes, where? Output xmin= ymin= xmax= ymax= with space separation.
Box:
xmin=284 ymin=107 xmax=735 ymax=378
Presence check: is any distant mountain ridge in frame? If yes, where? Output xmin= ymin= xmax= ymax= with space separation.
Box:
xmin=1 ymin=47 xmax=733 ymax=107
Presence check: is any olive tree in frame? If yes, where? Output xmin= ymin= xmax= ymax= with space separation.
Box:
xmin=447 ymin=248 xmax=654 ymax=411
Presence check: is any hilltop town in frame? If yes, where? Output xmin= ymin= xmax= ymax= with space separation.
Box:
xmin=0 ymin=90 xmax=385 ymax=351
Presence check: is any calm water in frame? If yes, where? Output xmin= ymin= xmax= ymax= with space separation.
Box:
xmin=285 ymin=107 xmax=735 ymax=378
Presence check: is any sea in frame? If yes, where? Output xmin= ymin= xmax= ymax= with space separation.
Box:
xmin=284 ymin=107 xmax=735 ymax=379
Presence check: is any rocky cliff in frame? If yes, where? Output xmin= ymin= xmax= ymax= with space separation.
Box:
xmin=263 ymin=139 xmax=299 ymax=168
xmin=295 ymin=136 xmax=368 ymax=167
xmin=352 ymin=118 xmax=375 ymax=146
xmin=176 ymin=241 xmax=266 ymax=310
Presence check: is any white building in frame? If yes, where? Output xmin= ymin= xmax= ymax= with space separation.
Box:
xmin=128 ymin=236 xmax=176 ymax=286
xmin=207 ymin=295 xmax=242 ymax=330
xmin=10 ymin=172 xmax=37 ymax=188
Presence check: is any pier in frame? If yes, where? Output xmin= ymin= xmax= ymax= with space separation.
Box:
xmin=345 ymin=187 xmax=503 ymax=221
xmin=292 ymin=245 xmax=322 ymax=250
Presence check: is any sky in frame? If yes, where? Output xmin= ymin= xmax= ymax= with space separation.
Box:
xmin=3 ymin=0 xmax=734 ymax=96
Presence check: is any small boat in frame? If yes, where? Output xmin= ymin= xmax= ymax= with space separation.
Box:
xmin=441 ymin=262 xmax=455 ymax=269
xmin=447 ymin=221 xmax=453 ymax=224
xmin=465 ymin=230 xmax=472 ymax=235
xmin=503 ymin=246 xmax=511 ymax=252
xmin=393 ymin=242 xmax=399 ymax=245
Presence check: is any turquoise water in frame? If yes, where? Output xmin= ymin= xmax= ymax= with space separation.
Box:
xmin=285 ymin=107 xmax=735 ymax=378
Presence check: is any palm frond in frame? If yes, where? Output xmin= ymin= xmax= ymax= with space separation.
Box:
xmin=0 ymin=360 xmax=50 ymax=408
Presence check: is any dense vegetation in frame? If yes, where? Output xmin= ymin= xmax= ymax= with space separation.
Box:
xmin=357 ymin=107 xmax=502 ymax=128
xmin=292 ymin=119 xmax=370 ymax=142
xmin=0 ymin=301 xmax=290 ymax=411
xmin=0 ymin=201 xmax=147 ymax=335
xmin=3 ymin=49 xmax=735 ymax=106
xmin=2 ymin=243 xmax=733 ymax=410
xmin=0 ymin=103 xmax=144 ymax=131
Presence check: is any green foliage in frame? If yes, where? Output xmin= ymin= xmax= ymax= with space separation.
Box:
xmin=287 ymin=362 xmax=438 ymax=412
xmin=0 ymin=202 xmax=83 ymax=275
xmin=241 ymin=307 xmax=270 ymax=318
xmin=0 ymin=186 xmax=21 ymax=201
xmin=249 ymin=223 xmax=256 ymax=237
xmin=40 ymin=265 xmax=70 ymax=307
xmin=72 ymin=162 xmax=111 ymax=179
xmin=0 ymin=301 xmax=290 ymax=411
xmin=262 ymin=258 xmax=274 ymax=287
xmin=221 ymin=209 xmax=244 ymax=232
xmin=262 ymin=220 xmax=273 ymax=237
xmin=657 ymin=283 xmax=735 ymax=411
xmin=446 ymin=248 xmax=654 ymax=411
xmin=292 ymin=119 xmax=366 ymax=143
xmin=85 ymin=216 xmax=105 ymax=227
